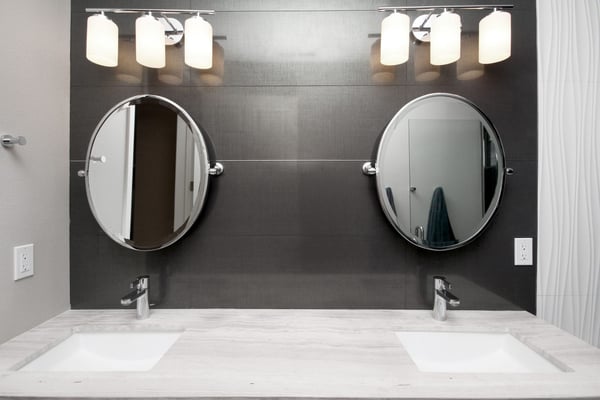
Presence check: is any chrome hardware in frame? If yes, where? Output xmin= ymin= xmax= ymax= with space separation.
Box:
xmin=362 ymin=162 xmax=377 ymax=176
xmin=414 ymin=225 xmax=424 ymax=244
xmin=77 ymin=170 xmax=86 ymax=177
xmin=411 ymin=13 xmax=436 ymax=42
xmin=121 ymin=275 xmax=150 ymax=320
xmin=90 ymin=155 xmax=107 ymax=163
xmin=505 ymin=167 xmax=515 ymax=175
xmin=432 ymin=276 xmax=460 ymax=321
xmin=1 ymin=134 xmax=27 ymax=147
xmin=410 ymin=186 xmax=416 ymax=192
xmin=208 ymin=162 xmax=224 ymax=176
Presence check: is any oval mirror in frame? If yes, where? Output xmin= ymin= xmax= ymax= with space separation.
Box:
xmin=84 ymin=95 xmax=222 ymax=251
xmin=368 ymin=93 xmax=506 ymax=251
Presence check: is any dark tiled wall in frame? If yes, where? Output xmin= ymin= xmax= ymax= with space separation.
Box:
xmin=70 ymin=0 xmax=538 ymax=311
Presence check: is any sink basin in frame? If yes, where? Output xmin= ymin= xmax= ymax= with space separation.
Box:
xmin=19 ymin=331 xmax=181 ymax=371
xmin=396 ymin=331 xmax=561 ymax=373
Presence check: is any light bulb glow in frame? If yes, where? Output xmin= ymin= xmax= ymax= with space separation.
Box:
xmin=380 ymin=12 xmax=410 ymax=66
xmin=479 ymin=10 xmax=511 ymax=64
xmin=457 ymin=33 xmax=484 ymax=80
xmin=86 ymin=14 xmax=118 ymax=67
xmin=136 ymin=14 xmax=165 ymax=68
xmin=185 ymin=16 xmax=213 ymax=69
xmin=430 ymin=11 xmax=461 ymax=65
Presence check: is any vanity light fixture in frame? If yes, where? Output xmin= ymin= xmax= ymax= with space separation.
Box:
xmin=380 ymin=11 xmax=410 ymax=66
xmin=430 ymin=9 xmax=462 ymax=65
xmin=85 ymin=8 xmax=215 ymax=69
xmin=136 ymin=12 xmax=166 ymax=68
xmin=86 ymin=12 xmax=119 ymax=67
xmin=479 ymin=9 xmax=511 ymax=64
xmin=377 ymin=4 xmax=513 ymax=66
xmin=185 ymin=14 xmax=213 ymax=69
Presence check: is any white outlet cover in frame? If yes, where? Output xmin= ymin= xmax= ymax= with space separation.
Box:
xmin=514 ymin=238 xmax=533 ymax=266
xmin=14 ymin=244 xmax=34 ymax=281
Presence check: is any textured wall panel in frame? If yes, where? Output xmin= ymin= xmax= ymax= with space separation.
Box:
xmin=537 ymin=0 xmax=600 ymax=347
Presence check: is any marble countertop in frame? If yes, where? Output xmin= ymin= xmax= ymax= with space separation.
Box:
xmin=0 ymin=309 xmax=599 ymax=399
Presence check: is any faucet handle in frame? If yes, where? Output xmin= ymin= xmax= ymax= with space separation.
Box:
xmin=130 ymin=275 xmax=149 ymax=290
xmin=433 ymin=275 xmax=451 ymax=289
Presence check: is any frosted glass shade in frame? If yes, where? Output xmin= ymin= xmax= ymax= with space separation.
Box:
xmin=380 ymin=12 xmax=410 ymax=66
xmin=430 ymin=11 xmax=461 ymax=65
xmin=136 ymin=14 xmax=165 ymax=68
xmin=479 ymin=10 xmax=511 ymax=64
xmin=185 ymin=16 xmax=213 ymax=69
xmin=86 ymin=14 xmax=118 ymax=67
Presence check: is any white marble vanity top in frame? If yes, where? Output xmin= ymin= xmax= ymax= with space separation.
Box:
xmin=0 ymin=309 xmax=599 ymax=399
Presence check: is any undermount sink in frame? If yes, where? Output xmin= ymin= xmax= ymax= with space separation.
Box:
xmin=395 ymin=331 xmax=562 ymax=373
xmin=19 ymin=331 xmax=181 ymax=372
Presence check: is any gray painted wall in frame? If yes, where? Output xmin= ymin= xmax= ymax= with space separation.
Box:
xmin=0 ymin=1 xmax=70 ymax=344
xmin=70 ymin=0 xmax=538 ymax=311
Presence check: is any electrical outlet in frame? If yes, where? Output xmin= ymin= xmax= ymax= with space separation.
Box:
xmin=514 ymin=238 xmax=533 ymax=266
xmin=14 ymin=244 xmax=34 ymax=281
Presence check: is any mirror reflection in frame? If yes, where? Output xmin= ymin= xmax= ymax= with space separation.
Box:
xmin=373 ymin=93 xmax=505 ymax=250
xmin=85 ymin=95 xmax=212 ymax=251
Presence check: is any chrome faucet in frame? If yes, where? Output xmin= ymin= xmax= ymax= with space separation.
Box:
xmin=432 ymin=276 xmax=460 ymax=321
xmin=121 ymin=275 xmax=150 ymax=319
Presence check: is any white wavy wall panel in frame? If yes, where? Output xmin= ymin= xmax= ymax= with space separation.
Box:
xmin=537 ymin=0 xmax=600 ymax=347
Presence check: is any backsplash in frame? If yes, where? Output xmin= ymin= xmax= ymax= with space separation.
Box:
xmin=70 ymin=0 xmax=538 ymax=311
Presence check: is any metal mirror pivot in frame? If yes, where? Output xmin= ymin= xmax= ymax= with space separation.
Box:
xmin=83 ymin=95 xmax=223 ymax=251
xmin=364 ymin=93 xmax=506 ymax=251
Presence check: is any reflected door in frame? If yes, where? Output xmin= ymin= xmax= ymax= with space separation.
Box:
xmin=408 ymin=119 xmax=483 ymax=242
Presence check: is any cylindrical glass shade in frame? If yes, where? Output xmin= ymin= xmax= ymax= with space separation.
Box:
xmin=86 ymin=14 xmax=118 ymax=67
xmin=380 ymin=12 xmax=410 ymax=66
xmin=457 ymin=33 xmax=484 ymax=80
xmin=479 ymin=10 xmax=511 ymax=64
xmin=185 ymin=16 xmax=213 ymax=69
xmin=136 ymin=14 xmax=165 ymax=68
xmin=430 ymin=11 xmax=461 ymax=65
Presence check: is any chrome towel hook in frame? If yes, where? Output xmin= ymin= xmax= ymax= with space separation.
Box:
xmin=1 ymin=134 xmax=27 ymax=147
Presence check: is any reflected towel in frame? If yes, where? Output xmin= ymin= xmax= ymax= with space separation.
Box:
xmin=425 ymin=187 xmax=458 ymax=247
xmin=385 ymin=187 xmax=397 ymax=216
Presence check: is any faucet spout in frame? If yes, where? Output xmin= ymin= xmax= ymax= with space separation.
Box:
xmin=432 ymin=276 xmax=460 ymax=321
xmin=121 ymin=275 xmax=150 ymax=319
xmin=120 ymin=288 xmax=147 ymax=306
xmin=435 ymin=288 xmax=460 ymax=307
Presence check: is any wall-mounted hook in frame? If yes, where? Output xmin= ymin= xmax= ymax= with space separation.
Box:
xmin=1 ymin=134 xmax=27 ymax=147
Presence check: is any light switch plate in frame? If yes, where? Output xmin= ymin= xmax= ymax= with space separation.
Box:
xmin=14 ymin=244 xmax=34 ymax=281
xmin=514 ymin=238 xmax=533 ymax=266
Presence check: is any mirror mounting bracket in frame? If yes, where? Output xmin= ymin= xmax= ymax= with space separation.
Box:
xmin=208 ymin=162 xmax=224 ymax=176
xmin=362 ymin=161 xmax=377 ymax=176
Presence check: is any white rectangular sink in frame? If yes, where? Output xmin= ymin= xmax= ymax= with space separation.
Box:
xmin=396 ymin=331 xmax=561 ymax=373
xmin=19 ymin=331 xmax=181 ymax=372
